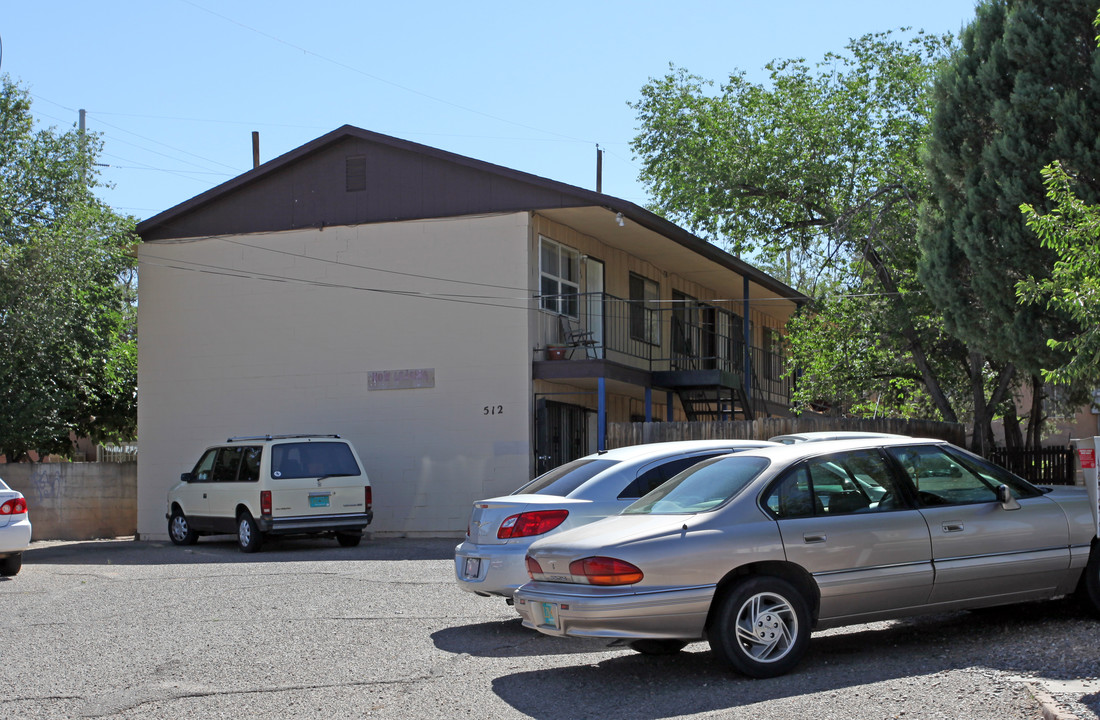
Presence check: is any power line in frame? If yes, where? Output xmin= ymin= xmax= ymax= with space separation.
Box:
xmin=220 ymin=237 xmax=530 ymax=292
xmin=177 ymin=0 xmax=596 ymax=146
xmin=90 ymin=115 xmax=241 ymax=172
xmin=137 ymin=252 xmax=536 ymax=312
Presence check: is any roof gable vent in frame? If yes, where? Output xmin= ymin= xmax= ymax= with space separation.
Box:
xmin=346 ymin=156 xmax=367 ymax=192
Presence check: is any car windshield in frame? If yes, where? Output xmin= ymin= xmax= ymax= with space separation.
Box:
xmin=270 ymin=442 xmax=361 ymax=479
xmin=624 ymin=455 xmax=769 ymax=514
xmin=513 ymin=459 xmax=619 ymax=497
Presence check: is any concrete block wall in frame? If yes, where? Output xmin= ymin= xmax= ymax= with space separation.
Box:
xmin=1 ymin=463 xmax=137 ymax=541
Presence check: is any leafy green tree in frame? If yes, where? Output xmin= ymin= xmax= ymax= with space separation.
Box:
xmin=0 ymin=77 xmax=137 ymax=461
xmin=919 ymin=0 xmax=1100 ymax=452
xmin=630 ymin=31 xmax=976 ymax=424
xmin=1018 ymin=163 xmax=1100 ymax=386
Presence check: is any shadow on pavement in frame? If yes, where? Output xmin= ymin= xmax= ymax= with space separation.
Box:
xmin=21 ymin=535 xmax=459 ymax=566
xmin=486 ymin=600 xmax=1100 ymax=720
xmin=433 ymin=617 xmax=615 ymax=658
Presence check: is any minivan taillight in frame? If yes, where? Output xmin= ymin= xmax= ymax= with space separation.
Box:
xmin=498 ymin=509 xmax=569 ymax=539
xmin=0 ymin=497 xmax=27 ymax=515
xmin=568 ymin=556 xmax=643 ymax=586
xmin=260 ymin=491 xmax=272 ymax=517
xmin=365 ymin=486 xmax=372 ymax=512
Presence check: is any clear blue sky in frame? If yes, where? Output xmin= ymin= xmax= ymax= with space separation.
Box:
xmin=2 ymin=1 xmax=979 ymax=221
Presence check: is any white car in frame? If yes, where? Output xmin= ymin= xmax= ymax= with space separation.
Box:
xmin=0 ymin=478 xmax=32 ymax=576
xmin=768 ymin=431 xmax=909 ymax=445
xmin=455 ymin=440 xmax=777 ymax=602
xmin=167 ymin=434 xmax=372 ymax=553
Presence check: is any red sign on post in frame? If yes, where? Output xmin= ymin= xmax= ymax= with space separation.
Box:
xmin=1080 ymin=449 xmax=1096 ymax=469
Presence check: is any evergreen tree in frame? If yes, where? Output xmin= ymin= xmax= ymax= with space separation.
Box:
xmin=918 ymin=0 xmax=1100 ymax=451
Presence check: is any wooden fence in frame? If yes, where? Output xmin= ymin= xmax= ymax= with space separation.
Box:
xmin=607 ymin=417 xmax=966 ymax=448
xmin=607 ymin=420 xmax=1077 ymax=485
xmin=988 ymin=446 xmax=1076 ymax=485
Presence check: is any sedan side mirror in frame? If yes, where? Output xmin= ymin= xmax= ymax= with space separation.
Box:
xmin=180 ymin=472 xmax=194 ymax=483
xmin=997 ymin=484 xmax=1021 ymax=511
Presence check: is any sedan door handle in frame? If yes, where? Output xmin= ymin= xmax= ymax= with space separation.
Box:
xmin=942 ymin=522 xmax=964 ymax=533
xmin=803 ymin=533 xmax=827 ymax=544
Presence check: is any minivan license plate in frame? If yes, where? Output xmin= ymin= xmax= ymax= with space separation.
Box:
xmin=309 ymin=495 xmax=330 ymax=508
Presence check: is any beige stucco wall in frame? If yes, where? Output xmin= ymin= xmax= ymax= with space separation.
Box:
xmin=3 ymin=463 xmax=137 ymax=540
xmin=137 ymin=213 xmax=533 ymax=538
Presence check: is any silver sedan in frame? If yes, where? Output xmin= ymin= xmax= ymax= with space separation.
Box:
xmin=0 ymin=478 xmax=32 ymax=576
xmin=455 ymin=440 xmax=777 ymax=602
xmin=515 ymin=437 xmax=1099 ymax=677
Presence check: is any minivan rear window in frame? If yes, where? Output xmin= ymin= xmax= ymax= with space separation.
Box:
xmin=271 ymin=442 xmax=361 ymax=479
xmin=513 ymin=459 xmax=619 ymax=497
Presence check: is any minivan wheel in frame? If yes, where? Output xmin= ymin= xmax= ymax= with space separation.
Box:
xmin=237 ymin=512 xmax=263 ymax=553
xmin=336 ymin=532 xmax=361 ymax=547
xmin=168 ymin=509 xmax=198 ymax=546
xmin=710 ymin=575 xmax=810 ymax=678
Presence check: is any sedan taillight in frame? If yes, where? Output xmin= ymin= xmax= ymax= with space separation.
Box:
xmin=0 ymin=497 xmax=27 ymax=515
xmin=498 ymin=509 xmax=569 ymax=539
xmin=525 ymin=555 xmax=643 ymax=585
xmin=568 ymin=556 xmax=644 ymax=586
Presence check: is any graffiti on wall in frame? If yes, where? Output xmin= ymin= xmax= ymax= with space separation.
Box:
xmin=30 ymin=464 xmax=63 ymax=503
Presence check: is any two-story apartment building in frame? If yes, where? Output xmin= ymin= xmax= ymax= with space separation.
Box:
xmin=135 ymin=126 xmax=807 ymax=537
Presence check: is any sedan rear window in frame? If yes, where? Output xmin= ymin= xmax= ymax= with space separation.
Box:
xmin=513 ymin=459 xmax=619 ymax=497
xmin=624 ymin=456 xmax=769 ymax=514
xmin=270 ymin=442 xmax=361 ymax=479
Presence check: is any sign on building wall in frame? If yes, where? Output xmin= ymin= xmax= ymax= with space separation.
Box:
xmin=368 ymin=368 xmax=435 ymax=391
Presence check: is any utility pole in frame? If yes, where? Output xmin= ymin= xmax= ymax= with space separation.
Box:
xmin=79 ymin=109 xmax=87 ymax=186
xmin=595 ymin=145 xmax=604 ymax=193
xmin=252 ymin=131 xmax=260 ymax=169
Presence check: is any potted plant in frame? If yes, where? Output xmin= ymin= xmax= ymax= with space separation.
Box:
xmin=546 ymin=343 xmax=568 ymax=360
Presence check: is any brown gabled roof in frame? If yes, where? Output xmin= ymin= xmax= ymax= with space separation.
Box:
xmin=136 ymin=125 xmax=807 ymax=304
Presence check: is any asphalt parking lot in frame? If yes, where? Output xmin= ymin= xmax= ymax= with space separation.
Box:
xmin=2 ymin=537 xmax=1099 ymax=720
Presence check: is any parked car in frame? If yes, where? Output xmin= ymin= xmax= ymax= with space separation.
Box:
xmin=515 ymin=437 xmax=1099 ymax=677
xmin=0 ymin=478 xmax=32 ymax=576
xmin=455 ymin=440 xmax=777 ymax=602
xmin=167 ymin=434 xmax=372 ymax=553
xmin=768 ymin=430 xmax=909 ymax=444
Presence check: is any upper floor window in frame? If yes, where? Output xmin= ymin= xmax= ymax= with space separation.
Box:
xmin=539 ymin=237 xmax=580 ymax=317
xmin=629 ymin=273 xmax=660 ymax=344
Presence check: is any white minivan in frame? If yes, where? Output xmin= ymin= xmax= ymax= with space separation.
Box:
xmin=167 ymin=434 xmax=372 ymax=552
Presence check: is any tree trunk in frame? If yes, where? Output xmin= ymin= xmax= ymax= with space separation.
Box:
xmin=1026 ymin=374 xmax=1044 ymax=451
xmin=969 ymin=354 xmax=1016 ymax=455
xmin=862 ymin=243 xmax=958 ymax=423
xmin=1002 ymin=399 xmax=1023 ymax=450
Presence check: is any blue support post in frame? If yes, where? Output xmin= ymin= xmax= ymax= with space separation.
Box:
xmin=667 ymin=391 xmax=675 ymax=422
xmin=645 ymin=387 xmax=653 ymax=422
xmin=598 ymin=377 xmax=607 ymax=452
xmin=743 ymin=277 xmax=752 ymax=404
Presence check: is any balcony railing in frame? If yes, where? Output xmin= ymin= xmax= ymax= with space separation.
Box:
xmin=539 ymin=292 xmax=793 ymax=409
